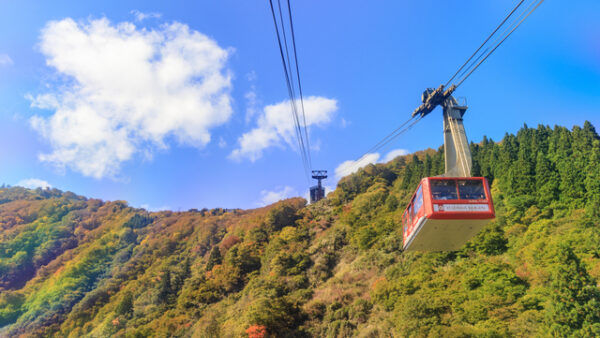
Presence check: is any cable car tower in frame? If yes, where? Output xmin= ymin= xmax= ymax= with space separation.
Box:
xmin=310 ymin=170 xmax=327 ymax=203
xmin=397 ymin=0 xmax=546 ymax=251
xmin=412 ymin=84 xmax=472 ymax=177
xmin=402 ymin=85 xmax=495 ymax=251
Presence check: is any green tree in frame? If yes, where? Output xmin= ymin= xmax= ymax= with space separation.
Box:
xmin=265 ymin=203 xmax=299 ymax=232
xmin=535 ymin=151 xmax=559 ymax=207
xmin=115 ymin=291 xmax=133 ymax=317
xmin=206 ymin=247 xmax=222 ymax=271
xmin=584 ymin=147 xmax=600 ymax=217
xmin=544 ymin=244 xmax=600 ymax=336
xmin=157 ymin=269 xmax=172 ymax=304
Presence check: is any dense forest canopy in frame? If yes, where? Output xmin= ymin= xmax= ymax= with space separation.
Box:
xmin=1 ymin=122 xmax=599 ymax=337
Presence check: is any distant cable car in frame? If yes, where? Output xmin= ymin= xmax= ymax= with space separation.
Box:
xmin=402 ymin=177 xmax=495 ymax=251
xmin=402 ymin=88 xmax=495 ymax=251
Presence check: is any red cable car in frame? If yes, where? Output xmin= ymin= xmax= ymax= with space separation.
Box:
xmin=401 ymin=89 xmax=496 ymax=251
xmin=402 ymin=177 xmax=495 ymax=251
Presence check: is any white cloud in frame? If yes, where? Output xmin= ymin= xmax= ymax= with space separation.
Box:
xmin=335 ymin=153 xmax=380 ymax=179
xmin=260 ymin=186 xmax=296 ymax=206
xmin=230 ymin=96 xmax=338 ymax=162
xmin=140 ymin=203 xmax=171 ymax=211
xmin=244 ymin=89 xmax=258 ymax=123
xmin=334 ymin=148 xmax=410 ymax=179
xmin=17 ymin=178 xmax=52 ymax=189
xmin=218 ymin=136 xmax=227 ymax=148
xmin=244 ymin=71 xmax=259 ymax=123
xmin=383 ymin=148 xmax=409 ymax=162
xmin=310 ymin=139 xmax=321 ymax=152
xmin=131 ymin=10 xmax=161 ymax=22
xmin=0 ymin=54 xmax=13 ymax=66
xmin=29 ymin=17 xmax=233 ymax=179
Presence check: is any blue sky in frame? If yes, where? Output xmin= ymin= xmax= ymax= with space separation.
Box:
xmin=0 ymin=0 xmax=599 ymax=210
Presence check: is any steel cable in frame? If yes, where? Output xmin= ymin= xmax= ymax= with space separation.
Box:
xmin=445 ymin=0 xmax=526 ymax=87
xmin=454 ymin=0 xmax=545 ymax=89
xmin=286 ymin=0 xmax=312 ymax=169
xmin=269 ymin=0 xmax=311 ymax=179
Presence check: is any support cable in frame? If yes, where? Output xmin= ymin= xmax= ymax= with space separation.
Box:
xmin=454 ymin=0 xmax=545 ymax=89
xmin=276 ymin=0 xmax=306 ymax=162
xmin=269 ymin=0 xmax=311 ymax=179
xmin=361 ymin=116 xmax=417 ymax=157
xmin=445 ymin=0 xmax=526 ymax=87
xmin=353 ymin=116 xmax=423 ymax=165
xmin=286 ymin=0 xmax=312 ymax=169
xmin=356 ymin=0 xmax=543 ymax=170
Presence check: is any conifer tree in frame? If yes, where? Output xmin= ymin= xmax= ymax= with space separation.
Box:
xmin=116 ymin=291 xmax=134 ymax=317
xmin=535 ymin=151 xmax=559 ymax=207
xmin=584 ymin=147 xmax=600 ymax=217
xmin=206 ymin=247 xmax=222 ymax=271
xmin=544 ymin=244 xmax=600 ymax=336
xmin=157 ymin=269 xmax=172 ymax=304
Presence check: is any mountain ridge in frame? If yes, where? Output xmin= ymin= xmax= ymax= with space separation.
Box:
xmin=1 ymin=122 xmax=599 ymax=337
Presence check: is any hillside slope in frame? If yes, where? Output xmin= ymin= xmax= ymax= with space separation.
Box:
xmin=1 ymin=122 xmax=599 ymax=337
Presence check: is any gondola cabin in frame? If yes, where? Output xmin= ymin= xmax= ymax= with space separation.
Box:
xmin=402 ymin=177 xmax=495 ymax=251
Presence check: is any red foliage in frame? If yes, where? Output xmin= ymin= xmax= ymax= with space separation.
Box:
xmin=220 ymin=235 xmax=241 ymax=251
xmin=246 ymin=324 xmax=267 ymax=338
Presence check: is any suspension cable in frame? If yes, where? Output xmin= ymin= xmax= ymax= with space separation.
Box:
xmin=286 ymin=0 xmax=312 ymax=169
xmin=353 ymin=116 xmax=423 ymax=165
xmin=454 ymin=0 xmax=545 ymax=89
xmin=276 ymin=0 xmax=306 ymax=161
xmin=268 ymin=0 xmax=311 ymax=179
xmin=445 ymin=0 xmax=526 ymax=87
xmin=353 ymin=0 xmax=544 ymax=171
xmin=362 ymin=116 xmax=417 ymax=157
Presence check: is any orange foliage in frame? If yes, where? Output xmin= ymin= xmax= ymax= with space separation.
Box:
xmin=246 ymin=324 xmax=267 ymax=338
xmin=220 ymin=235 xmax=241 ymax=251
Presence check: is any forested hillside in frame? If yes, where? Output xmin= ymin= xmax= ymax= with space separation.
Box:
xmin=1 ymin=122 xmax=599 ymax=337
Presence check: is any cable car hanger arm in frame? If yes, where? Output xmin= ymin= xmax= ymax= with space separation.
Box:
xmin=410 ymin=83 xmax=471 ymax=177
xmin=411 ymin=84 xmax=456 ymax=119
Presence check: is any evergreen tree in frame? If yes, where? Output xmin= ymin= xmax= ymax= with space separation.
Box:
xmin=431 ymin=149 xmax=445 ymax=176
xmin=584 ymin=147 xmax=600 ymax=217
xmin=157 ymin=269 xmax=172 ymax=304
xmin=423 ymin=154 xmax=433 ymax=178
xmin=511 ymin=145 xmax=535 ymax=195
xmin=544 ymin=244 xmax=600 ymax=336
xmin=534 ymin=152 xmax=559 ymax=208
xmin=470 ymin=143 xmax=481 ymax=176
xmin=173 ymin=257 xmax=192 ymax=292
xmin=206 ymin=247 xmax=222 ymax=271
xmin=182 ymin=257 xmax=192 ymax=279
xmin=116 ymin=291 xmax=134 ymax=317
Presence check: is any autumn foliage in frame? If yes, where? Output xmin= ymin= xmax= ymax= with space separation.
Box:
xmin=246 ymin=324 xmax=267 ymax=338
xmin=0 ymin=122 xmax=600 ymax=336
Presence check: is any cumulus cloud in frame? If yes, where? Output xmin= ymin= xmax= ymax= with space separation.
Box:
xmin=140 ymin=203 xmax=171 ymax=211
xmin=130 ymin=10 xmax=162 ymax=22
xmin=218 ymin=136 xmax=227 ymax=148
xmin=29 ymin=17 xmax=233 ymax=178
xmin=244 ymin=90 xmax=258 ymax=123
xmin=383 ymin=148 xmax=409 ymax=162
xmin=260 ymin=186 xmax=296 ymax=206
xmin=334 ymin=148 xmax=410 ymax=179
xmin=0 ymin=54 xmax=13 ymax=66
xmin=17 ymin=178 xmax=52 ymax=189
xmin=335 ymin=153 xmax=380 ymax=179
xmin=244 ymin=71 xmax=259 ymax=123
xmin=231 ymin=96 xmax=338 ymax=162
